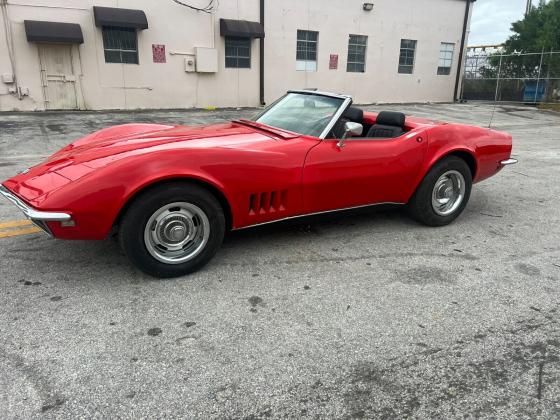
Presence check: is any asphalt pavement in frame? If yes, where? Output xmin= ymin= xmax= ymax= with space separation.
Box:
xmin=0 ymin=102 xmax=559 ymax=418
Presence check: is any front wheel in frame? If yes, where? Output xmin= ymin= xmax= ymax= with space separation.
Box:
xmin=407 ymin=156 xmax=472 ymax=226
xmin=119 ymin=183 xmax=225 ymax=278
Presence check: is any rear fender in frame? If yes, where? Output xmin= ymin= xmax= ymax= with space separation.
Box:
xmin=405 ymin=125 xmax=479 ymax=202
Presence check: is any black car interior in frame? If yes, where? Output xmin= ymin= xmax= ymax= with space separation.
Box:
xmin=329 ymin=108 xmax=407 ymax=140
xmin=329 ymin=107 xmax=364 ymax=139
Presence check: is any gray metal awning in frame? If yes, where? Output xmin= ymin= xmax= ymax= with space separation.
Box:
xmin=24 ymin=20 xmax=84 ymax=44
xmin=93 ymin=6 xmax=148 ymax=30
xmin=220 ymin=19 xmax=264 ymax=38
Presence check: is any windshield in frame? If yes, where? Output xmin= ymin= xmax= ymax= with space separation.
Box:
xmin=252 ymin=92 xmax=345 ymax=137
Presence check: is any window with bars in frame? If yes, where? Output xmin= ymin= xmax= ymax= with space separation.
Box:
xmin=347 ymin=34 xmax=368 ymax=72
xmin=225 ymin=37 xmax=251 ymax=68
xmin=102 ymin=26 xmax=138 ymax=64
xmin=398 ymin=39 xmax=417 ymax=74
xmin=296 ymin=30 xmax=318 ymax=71
xmin=437 ymin=42 xmax=455 ymax=75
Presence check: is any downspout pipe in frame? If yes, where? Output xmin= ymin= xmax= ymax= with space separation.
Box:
xmin=454 ymin=0 xmax=474 ymax=102
xmin=1 ymin=0 xmax=19 ymax=97
xmin=259 ymin=0 xmax=265 ymax=105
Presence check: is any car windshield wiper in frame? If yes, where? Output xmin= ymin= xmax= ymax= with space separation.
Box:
xmin=233 ymin=119 xmax=298 ymax=139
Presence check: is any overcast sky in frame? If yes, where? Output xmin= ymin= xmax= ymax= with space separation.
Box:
xmin=469 ymin=0 xmax=529 ymax=46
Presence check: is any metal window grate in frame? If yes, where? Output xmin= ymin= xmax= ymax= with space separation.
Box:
xmin=225 ymin=37 xmax=251 ymax=68
xmin=102 ymin=26 xmax=138 ymax=64
xmin=398 ymin=39 xmax=416 ymax=74
xmin=347 ymin=34 xmax=367 ymax=73
xmin=438 ymin=42 xmax=455 ymax=75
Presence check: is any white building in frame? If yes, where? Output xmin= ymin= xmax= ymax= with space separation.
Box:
xmin=0 ymin=0 xmax=475 ymax=111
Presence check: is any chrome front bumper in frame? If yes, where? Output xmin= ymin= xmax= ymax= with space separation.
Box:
xmin=0 ymin=185 xmax=71 ymax=235
xmin=500 ymin=158 xmax=518 ymax=165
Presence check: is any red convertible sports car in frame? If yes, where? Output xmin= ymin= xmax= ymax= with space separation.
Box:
xmin=1 ymin=90 xmax=517 ymax=277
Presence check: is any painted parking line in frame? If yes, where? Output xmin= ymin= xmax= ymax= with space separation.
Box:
xmin=0 ymin=219 xmax=33 ymax=229
xmin=0 ymin=226 xmax=42 ymax=238
xmin=0 ymin=219 xmax=42 ymax=238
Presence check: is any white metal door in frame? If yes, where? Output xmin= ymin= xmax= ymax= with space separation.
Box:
xmin=38 ymin=44 xmax=78 ymax=110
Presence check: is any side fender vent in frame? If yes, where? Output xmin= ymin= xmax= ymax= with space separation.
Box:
xmin=249 ymin=190 xmax=287 ymax=215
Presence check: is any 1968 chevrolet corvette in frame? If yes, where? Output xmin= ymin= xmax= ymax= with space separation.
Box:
xmin=1 ymin=90 xmax=517 ymax=277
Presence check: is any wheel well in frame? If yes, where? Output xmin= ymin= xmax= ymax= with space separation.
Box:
xmin=114 ymin=178 xmax=233 ymax=231
xmin=446 ymin=151 xmax=477 ymax=178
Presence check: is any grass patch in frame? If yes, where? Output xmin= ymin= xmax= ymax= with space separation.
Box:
xmin=538 ymin=103 xmax=560 ymax=112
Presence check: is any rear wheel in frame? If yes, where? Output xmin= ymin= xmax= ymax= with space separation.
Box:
xmin=119 ymin=183 xmax=225 ymax=278
xmin=407 ymin=156 xmax=472 ymax=226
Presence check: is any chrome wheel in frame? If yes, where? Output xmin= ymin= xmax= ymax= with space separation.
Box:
xmin=431 ymin=170 xmax=466 ymax=216
xmin=143 ymin=202 xmax=210 ymax=264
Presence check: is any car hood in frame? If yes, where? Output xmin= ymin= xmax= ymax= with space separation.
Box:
xmin=3 ymin=122 xmax=282 ymax=203
xmin=50 ymin=122 xmax=282 ymax=161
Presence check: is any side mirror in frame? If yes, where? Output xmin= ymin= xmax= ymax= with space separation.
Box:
xmin=337 ymin=121 xmax=363 ymax=148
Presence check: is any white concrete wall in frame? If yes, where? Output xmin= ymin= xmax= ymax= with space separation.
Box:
xmin=265 ymin=0 xmax=472 ymax=104
xmin=0 ymin=0 xmax=472 ymax=111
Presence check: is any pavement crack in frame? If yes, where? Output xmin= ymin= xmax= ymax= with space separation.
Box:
xmin=41 ymin=398 xmax=66 ymax=413
xmin=221 ymin=251 xmax=479 ymax=267
xmin=480 ymin=212 xmax=503 ymax=218
xmin=0 ymin=346 xmax=65 ymax=414
xmin=537 ymin=362 xmax=545 ymax=400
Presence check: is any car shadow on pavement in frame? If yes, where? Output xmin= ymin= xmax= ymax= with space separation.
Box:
xmin=1 ymin=206 xmax=411 ymax=283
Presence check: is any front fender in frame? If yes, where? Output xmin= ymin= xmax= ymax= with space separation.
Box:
xmin=40 ymin=150 xmax=232 ymax=240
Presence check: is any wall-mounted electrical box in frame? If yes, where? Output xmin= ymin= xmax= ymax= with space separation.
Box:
xmin=195 ymin=47 xmax=218 ymax=73
xmin=2 ymin=73 xmax=15 ymax=84
xmin=184 ymin=55 xmax=196 ymax=72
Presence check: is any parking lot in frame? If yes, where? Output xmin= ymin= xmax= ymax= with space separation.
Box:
xmin=0 ymin=102 xmax=559 ymax=418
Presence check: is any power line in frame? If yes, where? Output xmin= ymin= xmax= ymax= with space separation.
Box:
xmin=171 ymin=0 xmax=216 ymax=14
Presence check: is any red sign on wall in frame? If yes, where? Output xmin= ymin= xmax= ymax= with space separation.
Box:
xmin=152 ymin=44 xmax=166 ymax=63
xmin=329 ymin=54 xmax=338 ymax=70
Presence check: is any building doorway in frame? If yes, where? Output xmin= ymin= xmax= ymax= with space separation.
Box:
xmin=38 ymin=44 xmax=78 ymax=110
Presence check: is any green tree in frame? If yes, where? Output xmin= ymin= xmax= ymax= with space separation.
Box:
xmin=504 ymin=0 xmax=560 ymax=53
xmin=486 ymin=0 xmax=560 ymax=89
xmin=466 ymin=1 xmax=560 ymax=102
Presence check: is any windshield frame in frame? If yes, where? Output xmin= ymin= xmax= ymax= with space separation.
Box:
xmin=251 ymin=90 xmax=352 ymax=140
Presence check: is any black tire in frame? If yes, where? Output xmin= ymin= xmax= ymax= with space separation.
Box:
xmin=119 ymin=182 xmax=225 ymax=278
xmin=407 ymin=156 xmax=472 ymax=226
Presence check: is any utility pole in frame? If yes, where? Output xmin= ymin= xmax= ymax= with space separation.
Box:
xmin=525 ymin=0 xmax=533 ymax=16
xmin=528 ymin=0 xmax=547 ymax=14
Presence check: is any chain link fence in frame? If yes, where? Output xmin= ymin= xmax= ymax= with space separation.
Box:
xmin=460 ymin=49 xmax=560 ymax=104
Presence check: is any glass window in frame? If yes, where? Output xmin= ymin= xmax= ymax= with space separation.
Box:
xmin=225 ymin=37 xmax=251 ymax=68
xmin=253 ymin=92 xmax=344 ymax=137
xmin=398 ymin=39 xmax=417 ymax=74
xmin=438 ymin=42 xmax=455 ymax=75
xmin=347 ymin=34 xmax=368 ymax=73
xmin=102 ymin=26 xmax=138 ymax=64
xmin=296 ymin=30 xmax=318 ymax=71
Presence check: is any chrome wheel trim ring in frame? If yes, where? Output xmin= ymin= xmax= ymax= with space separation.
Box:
xmin=144 ymin=202 xmax=210 ymax=264
xmin=431 ymin=170 xmax=466 ymax=216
